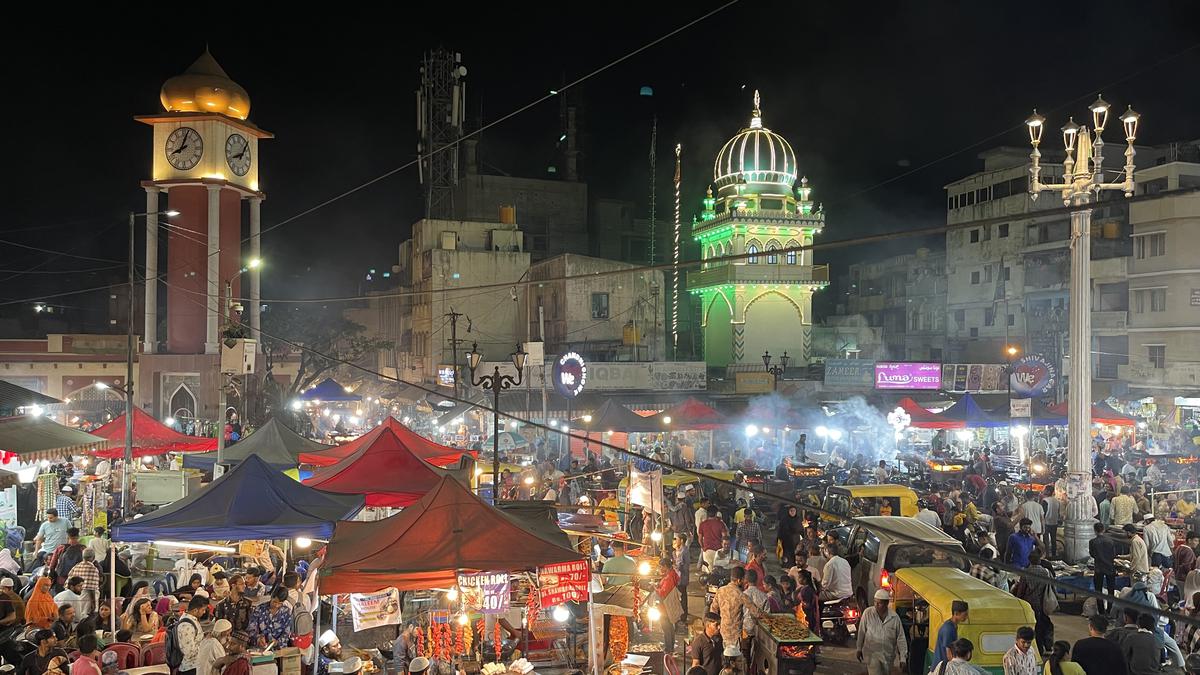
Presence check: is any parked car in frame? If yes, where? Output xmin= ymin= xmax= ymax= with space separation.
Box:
xmin=832 ymin=516 xmax=967 ymax=610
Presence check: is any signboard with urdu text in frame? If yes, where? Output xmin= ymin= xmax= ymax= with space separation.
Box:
xmin=823 ymin=359 xmax=876 ymax=389
xmin=874 ymin=362 xmax=942 ymax=390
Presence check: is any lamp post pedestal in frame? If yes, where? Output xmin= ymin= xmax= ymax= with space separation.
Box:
xmin=1064 ymin=204 xmax=1096 ymax=562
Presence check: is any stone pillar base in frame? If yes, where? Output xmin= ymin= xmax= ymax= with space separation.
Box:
xmin=1064 ymin=517 xmax=1096 ymax=564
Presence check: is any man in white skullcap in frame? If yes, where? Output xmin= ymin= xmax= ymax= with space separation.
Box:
xmin=855 ymin=589 xmax=907 ymax=675
xmin=317 ymin=631 xmax=342 ymax=675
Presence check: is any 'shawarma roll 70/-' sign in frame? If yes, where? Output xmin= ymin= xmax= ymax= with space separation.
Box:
xmin=553 ymin=352 xmax=587 ymax=398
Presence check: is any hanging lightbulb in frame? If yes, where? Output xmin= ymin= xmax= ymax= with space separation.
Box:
xmin=446 ymin=588 xmax=459 ymax=602
xmin=552 ymin=605 xmax=570 ymax=623
xmin=457 ymin=614 xmax=470 ymax=626
xmin=637 ymin=560 xmax=652 ymax=576
xmin=650 ymin=531 xmax=663 ymax=543
xmin=647 ymin=606 xmax=661 ymax=622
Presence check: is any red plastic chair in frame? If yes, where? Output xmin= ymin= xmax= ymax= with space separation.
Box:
xmin=141 ymin=642 xmax=167 ymax=667
xmin=102 ymin=643 xmax=141 ymax=670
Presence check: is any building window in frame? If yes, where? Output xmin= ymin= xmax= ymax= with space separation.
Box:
xmin=1002 ymin=266 xmax=1011 ymax=282
xmin=999 ymin=223 xmax=1010 ymax=238
xmin=947 ymin=196 xmax=957 ymax=210
xmin=982 ymin=224 xmax=992 ymax=241
xmin=984 ymin=308 xmax=994 ymax=326
xmin=970 ymin=327 xmax=979 ymax=337
xmin=766 ymin=245 xmax=779 ymax=264
xmin=970 ymin=229 xmax=980 ymax=243
xmin=786 ymin=248 xmax=797 ymax=265
xmin=747 ymin=244 xmax=759 ymax=264
xmin=1152 ymin=288 xmax=1166 ymax=311
xmin=955 ymin=309 xmax=965 ymax=325
xmin=971 ymin=271 xmax=980 ymax=284
xmin=1008 ymin=314 xmax=1016 ymax=326
xmin=1148 ymin=345 xmax=1166 ymax=369
xmin=591 ymin=293 xmax=609 ymax=319
xmin=984 ymin=266 xmax=993 ymax=283
xmin=1135 ymin=288 xmax=1167 ymax=313
xmin=1135 ymin=233 xmax=1166 ymax=259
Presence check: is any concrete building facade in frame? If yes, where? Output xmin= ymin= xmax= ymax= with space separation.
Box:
xmin=837 ymin=248 xmax=947 ymax=362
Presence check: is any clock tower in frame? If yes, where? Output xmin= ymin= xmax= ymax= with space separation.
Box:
xmin=136 ymin=48 xmax=272 ymax=356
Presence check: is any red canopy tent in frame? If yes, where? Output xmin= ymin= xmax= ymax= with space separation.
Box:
xmin=894 ymin=397 xmax=965 ymax=430
xmin=655 ymin=397 xmax=727 ymax=430
xmin=302 ymin=427 xmax=471 ymax=507
xmin=1045 ymin=401 xmax=1138 ymax=427
xmin=90 ymin=408 xmax=217 ymax=458
xmin=299 ymin=417 xmax=472 ymax=467
xmin=319 ymin=476 xmax=582 ymax=593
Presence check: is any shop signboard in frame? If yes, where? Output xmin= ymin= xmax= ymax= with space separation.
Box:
xmin=1192 ymin=289 xmax=1200 ymax=307
xmin=940 ymin=364 xmax=1008 ymax=393
xmin=823 ymin=359 xmax=876 ymax=389
xmin=1010 ymin=398 xmax=1032 ymax=418
xmin=437 ymin=365 xmax=456 ymax=387
xmin=457 ymin=571 xmax=510 ymax=615
xmin=349 ymin=587 xmax=402 ymax=631
xmin=537 ymin=559 xmax=591 ymax=606
xmin=1010 ymin=354 xmax=1057 ymax=397
xmin=735 ymin=372 xmax=775 ymax=394
xmin=552 ymin=352 xmax=588 ymax=398
xmin=874 ymin=362 xmax=941 ymax=390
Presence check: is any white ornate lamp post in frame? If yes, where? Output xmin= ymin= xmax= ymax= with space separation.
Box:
xmin=1025 ymin=97 xmax=1140 ymax=561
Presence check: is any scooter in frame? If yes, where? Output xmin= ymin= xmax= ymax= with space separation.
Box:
xmin=818 ymin=598 xmax=859 ymax=647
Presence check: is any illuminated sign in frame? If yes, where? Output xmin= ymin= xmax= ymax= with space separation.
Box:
xmin=437 ymin=365 xmax=456 ymax=387
xmin=552 ymin=352 xmax=587 ymax=398
xmin=874 ymin=362 xmax=942 ymax=390
xmin=1010 ymin=354 xmax=1057 ymax=398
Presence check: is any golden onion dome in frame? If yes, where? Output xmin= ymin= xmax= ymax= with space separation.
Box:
xmin=160 ymin=49 xmax=251 ymax=120
xmin=713 ymin=90 xmax=797 ymax=198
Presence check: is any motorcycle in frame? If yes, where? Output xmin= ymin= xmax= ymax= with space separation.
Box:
xmin=818 ymin=598 xmax=859 ymax=646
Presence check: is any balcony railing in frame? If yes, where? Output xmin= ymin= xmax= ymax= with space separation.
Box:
xmin=1119 ymin=361 xmax=1200 ymax=388
xmin=688 ymin=264 xmax=830 ymax=289
xmin=1092 ymin=310 xmax=1127 ymax=331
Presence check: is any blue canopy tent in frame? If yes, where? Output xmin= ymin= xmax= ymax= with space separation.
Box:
xmin=939 ymin=393 xmax=1009 ymax=428
xmin=112 ymin=454 xmax=363 ymax=542
xmin=184 ymin=418 xmax=328 ymax=471
xmin=298 ymin=378 xmax=362 ymax=402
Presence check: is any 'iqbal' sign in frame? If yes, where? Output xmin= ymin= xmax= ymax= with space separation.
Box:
xmin=537 ymin=559 xmax=590 ymax=606
xmin=457 ymin=571 xmax=510 ymax=615
xmin=553 ymin=352 xmax=587 ymax=398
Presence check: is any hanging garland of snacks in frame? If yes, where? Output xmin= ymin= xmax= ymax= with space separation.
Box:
xmin=426 ymin=625 xmax=435 ymax=658
xmin=494 ymin=622 xmax=503 ymax=662
xmin=475 ymin=620 xmax=486 ymax=659
xmin=610 ymin=616 xmax=629 ymax=662
xmin=416 ymin=625 xmax=424 ymax=657
xmin=525 ymin=587 xmax=540 ymax=627
xmin=455 ymin=623 xmax=465 ymax=656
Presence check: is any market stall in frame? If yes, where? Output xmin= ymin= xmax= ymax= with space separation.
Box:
xmin=653 ymin=398 xmax=728 ymax=464
xmin=90 ymin=408 xmax=216 ymax=457
xmin=299 ymin=416 xmax=473 ymax=468
xmin=302 ymin=426 xmax=474 ymax=507
xmin=184 ymin=417 xmax=330 ymax=471
xmin=754 ymin=613 xmax=821 ymax=675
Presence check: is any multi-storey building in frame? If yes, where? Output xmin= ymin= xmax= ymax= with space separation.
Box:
xmin=838 ymin=248 xmax=947 ymax=361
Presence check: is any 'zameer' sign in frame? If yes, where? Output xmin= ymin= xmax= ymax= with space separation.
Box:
xmin=874 ymin=362 xmax=942 ymax=390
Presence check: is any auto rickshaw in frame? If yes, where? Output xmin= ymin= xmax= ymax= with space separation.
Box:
xmin=890 ymin=567 xmax=1039 ymax=675
xmin=819 ymin=484 xmax=918 ymax=523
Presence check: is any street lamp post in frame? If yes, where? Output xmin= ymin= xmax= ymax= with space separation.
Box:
xmin=1025 ymin=98 xmax=1140 ymax=562
xmin=1005 ymin=344 xmax=1019 ymax=436
xmin=466 ymin=342 xmax=528 ymax=504
xmin=124 ymin=209 xmax=177 ymax=517
xmin=762 ymin=350 xmax=789 ymax=390
xmin=216 ymin=259 xmax=262 ymax=465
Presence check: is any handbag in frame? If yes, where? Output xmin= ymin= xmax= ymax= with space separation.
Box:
xmin=1043 ymin=581 xmax=1059 ymax=614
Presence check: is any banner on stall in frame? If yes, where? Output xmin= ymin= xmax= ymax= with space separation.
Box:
xmin=349 ymin=587 xmax=402 ymax=632
xmin=537 ymin=559 xmax=590 ymax=606
xmin=628 ymin=467 xmax=664 ymax=515
xmin=0 ymin=486 xmax=15 ymax=526
xmin=457 ymin=571 xmax=511 ymax=614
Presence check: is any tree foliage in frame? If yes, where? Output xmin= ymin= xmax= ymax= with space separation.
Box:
xmin=261 ymin=305 xmax=394 ymax=402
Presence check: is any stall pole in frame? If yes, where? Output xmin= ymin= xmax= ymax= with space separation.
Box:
xmin=310 ymin=581 xmax=322 ymax=675
xmin=588 ymin=595 xmax=601 ymax=675
xmin=109 ymin=541 xmax=118 ymax=634
xmin=331 ymin=594 xmax=339 ymax=633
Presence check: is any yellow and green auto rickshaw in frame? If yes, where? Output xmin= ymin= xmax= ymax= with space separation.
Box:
xmin=891 ymin=567 xmax=1039 ymax=675
xmin=820 ymin=484 xmax=919 ymax=523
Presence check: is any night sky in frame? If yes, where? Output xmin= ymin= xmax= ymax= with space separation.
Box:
xmin=4 ymin=2 xmax=1199 ymax=325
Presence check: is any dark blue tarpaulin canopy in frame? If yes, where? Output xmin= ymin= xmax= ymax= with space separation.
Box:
xmin=298 ymin=378 xmax=362 ymax=402
xmin=939 ymin=393 xmax=1008 ymax=428
xmin=113 ymin=454 xmax=363 ymax=542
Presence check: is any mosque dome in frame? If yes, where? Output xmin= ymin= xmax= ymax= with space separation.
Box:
xmin=160 ymin=49 xmax=251 ymax=120
xmin=713 ymin=91 xmax=797 ymax=197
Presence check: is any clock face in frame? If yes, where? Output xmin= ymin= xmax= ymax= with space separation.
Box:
xmin=165 ymin=127 xmax=203 ymax=171
xmin=225 ymin=133 xmax=252 ymax=176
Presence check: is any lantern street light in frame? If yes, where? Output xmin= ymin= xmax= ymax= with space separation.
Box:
xmin=1026 ymin=96 xmax=1139 ymax=563
xmin=762 ymin=350 xmax=789 ymax=390
xmin=466 ymin=341 xmax=527 ymax=504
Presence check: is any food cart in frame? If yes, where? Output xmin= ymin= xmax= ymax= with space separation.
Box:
xmin=753 ymin=614 xmax=821 ymax=675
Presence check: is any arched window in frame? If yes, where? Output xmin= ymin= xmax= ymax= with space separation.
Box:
xmin=746 ymin=244 xmax=759 ymax=264
xmin=766 ymin=244 xmax=779 ymax=264
xmin=786 ymin=240 xmax=799 ymax=264
xmin=169 ymin=384 xmax=197 ymax=421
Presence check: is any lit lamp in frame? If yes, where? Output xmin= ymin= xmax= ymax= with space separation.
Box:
xmin=1025 ymin=95 xmax=1140 ymax=562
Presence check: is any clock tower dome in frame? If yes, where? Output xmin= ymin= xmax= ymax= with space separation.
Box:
xmin=136 ymin=48 xmax=272 ymax=357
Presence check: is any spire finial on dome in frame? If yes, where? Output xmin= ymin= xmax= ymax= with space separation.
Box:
xmin=750 ymin=89 xmax=763 ymax=129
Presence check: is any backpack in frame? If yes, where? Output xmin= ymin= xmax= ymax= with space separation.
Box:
xmin=165 ymin=617 xmax=194 ymax=669
xmin=293 ymin=601 xmax=314 ymax=636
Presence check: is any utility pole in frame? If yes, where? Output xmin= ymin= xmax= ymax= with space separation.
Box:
xmin=445 ymin=309 xmax=464 ymax=398
xmin=539 ymin=305 xmax=548 ymax=425
xmin=648 ymin=116 xmax=658 ymax=266
xmin=124 ymin=212 xmax=135 ymax=517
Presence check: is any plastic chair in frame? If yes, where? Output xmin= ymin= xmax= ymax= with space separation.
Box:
xmin=102 ymin=643 xmax=141 ymax=670
xmin=141 ymin=642 xmax=166 ymax=667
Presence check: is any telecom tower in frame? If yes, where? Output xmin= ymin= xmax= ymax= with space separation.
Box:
xmin=417 ymin=49 xmax=466 ymax=219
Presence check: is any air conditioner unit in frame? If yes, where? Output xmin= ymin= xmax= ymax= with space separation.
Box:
xmin=220 ymin=338 xmax=257 ymax=375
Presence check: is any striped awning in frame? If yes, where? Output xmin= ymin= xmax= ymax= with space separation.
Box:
xmin=0 ymin=415 xmax=107 ymax=461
